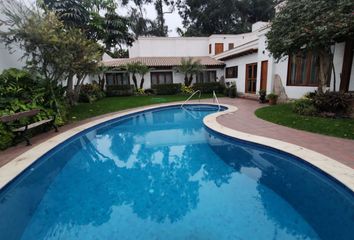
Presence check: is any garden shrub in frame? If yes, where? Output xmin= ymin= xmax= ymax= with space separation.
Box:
xmin=79 ymin=83 xmax=105 ymax=103
xmin=144 ymin=88 xmax=156 ymax=95
xmin=0 ymin=123 xmax=14 ymax=150
xmin=313 ymin=91 xmax=351 ymax=116
xmin=152 ymin=84 xmax=181 ymax=95
xmin=181 ymin=84 xmax=194 ymax=95
xmin=106 ymin=85 xmax=135 ymax=96
xmin=193 ymin=82 xmax=224 ymax=94
xmin=293 ymin=99 xmax=317 ymax=116
xmin=0 ymin=68 xmax=67 ymax=150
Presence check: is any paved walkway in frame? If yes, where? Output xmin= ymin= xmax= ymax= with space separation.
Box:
xmin=1 ymin=98 xmax=353 ymax=168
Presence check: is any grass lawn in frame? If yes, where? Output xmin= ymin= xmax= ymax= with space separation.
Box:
xmin=68 ymin=94 xmax=217 ymax=122
xmin=255 ymin=103 xmax=354 ymax=140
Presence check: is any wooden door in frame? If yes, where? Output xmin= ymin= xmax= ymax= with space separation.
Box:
xmin=260 ymin=61 xmax=268 ymax=91
xmin=245 ymin=63 xmax=257 ymax=93
xmin=215 ymin=43 xmax=224 ymax=55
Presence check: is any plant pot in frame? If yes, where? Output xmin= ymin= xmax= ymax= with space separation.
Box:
xmin=269 ymin=99 xmax=277 ymax=105
xmin=259 ymin=95 xmax=266 ymax=103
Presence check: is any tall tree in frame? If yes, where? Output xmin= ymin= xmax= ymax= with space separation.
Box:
xmin=266 ymin=0 xmax=354 ymax=93
xmin=0 ymin=1 xmax=102 ymax=106
xmin=125 ymin=0 xmax=175 ymax=37
xmin=177 ymin=0 xmax=275 ymax=36
xmin=40 ymin=0 xmax=133 ymax=53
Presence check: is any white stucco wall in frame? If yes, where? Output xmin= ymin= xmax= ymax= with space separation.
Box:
xmin=0 ymin=42 xmax=25 ymax=73
xmin=223 ymin=53 xmax=258 ymax=93
xmin=349 ymin=55 xmax=354 ymax=91
xmin=208 ymin=33 xmax=258 ymax=56
xmin=129 ymin=37 xmax=210 ymax=57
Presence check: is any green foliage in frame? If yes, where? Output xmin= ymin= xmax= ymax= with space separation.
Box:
xmin=41 ymin=0 xmax=134 ymax=52
xmin=193 ymin=82 xmax=224 ymax=94
xmin=267 ymin=93 xmax=278 ymax=100
xmin=136 ymin=88 xmax=146 ymax=95
xmin=152 ymin=84 xmax=182 ymax=95
xmin=181 ymin=84 xmax=194 ymax=95
xmin=266 ymin=0 xmax=354 ymax=60
xmin=0 ymin=123 xmax=13 ymax=150
xmin=106 ymin=85 xmax=135 ymax=96
xmin=0 ymin=68 xmax=68 ymax=149
xmin=175 ymin=58 xmax=205 ymax=86
xmin=79 ymin=83 xmax=106 ymax=103
xmin=177 ymin=0 xmax=275 ymax=36
xmin=293 ymin=99 xmax=317 ymax=116
xmin=312 ymin=91 xmax=351 ymax=116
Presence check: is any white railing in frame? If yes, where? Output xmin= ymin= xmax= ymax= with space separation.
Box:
xmin=213 ymin=91 xmax=221 ymax=112
xmin=181 ymin=90 xmax=201 ymax=108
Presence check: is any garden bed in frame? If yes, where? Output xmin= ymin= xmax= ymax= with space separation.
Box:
xmin=255 ymin=103 xmax=354 ymax=140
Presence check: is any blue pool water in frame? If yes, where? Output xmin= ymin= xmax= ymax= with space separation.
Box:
xmin=0 ymin=105 xmax=353 ymax=240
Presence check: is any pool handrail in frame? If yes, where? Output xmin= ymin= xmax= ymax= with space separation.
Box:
xmin=212 ymin=91 xmax=221 ymax=112
xmin=181 ymin=90 xmax=201 ymax=107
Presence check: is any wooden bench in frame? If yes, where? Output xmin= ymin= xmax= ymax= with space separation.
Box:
xmin=0 ymin=109 xmax=58 ymax=146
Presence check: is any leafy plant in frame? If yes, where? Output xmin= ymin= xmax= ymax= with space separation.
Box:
xmin=152 ymin=84 xmax=181 ymax=95
xmin=175 ymin=58 xmax=204 ymax=86
xmin=0 ymin=123 xmax=14 ymax=150
xmin=313 ymin=91 xmax=351 ymax=116
xmin=267 ymin=93 xmax=278 ymax=100
xmin=181 ymin=84 xmax=194 ymax=95
xmin=79 ymin=83 xmax=105 ymax=103
xmin=259 ymin=89 xmax=267 ymax=103
xmin=193 ymin=82 xmax=224 ymax=94
xmin=293 ymin=99 xmax=317 ymax=116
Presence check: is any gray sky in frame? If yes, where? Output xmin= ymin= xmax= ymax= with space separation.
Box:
xmin=23 ymin=0 xmax=184 ymax=36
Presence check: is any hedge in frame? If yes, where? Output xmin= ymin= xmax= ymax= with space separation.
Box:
xmin=193 ymin=82 xmax=224 ymax=94
xmin=106 ymin=85 xmax=135 ymax=96
xmin=152 ymin=83 xmax=181 ymax=95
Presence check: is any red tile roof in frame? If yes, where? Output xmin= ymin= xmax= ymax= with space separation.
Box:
xmin=103 ymin=56 xmax=225 ymax=67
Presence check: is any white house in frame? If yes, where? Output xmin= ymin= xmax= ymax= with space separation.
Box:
xmin=102 ymin=21 xmax=354 ymax=99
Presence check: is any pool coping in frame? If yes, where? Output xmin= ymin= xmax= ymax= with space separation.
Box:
xmin=204 ymin=104 xmax=354 ymax=192
xmin=0 ymin=102 xmax=353 ymax=192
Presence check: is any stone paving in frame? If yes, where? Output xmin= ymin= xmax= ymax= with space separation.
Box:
xmin=0 ymin=98 xmax=353 ymax=169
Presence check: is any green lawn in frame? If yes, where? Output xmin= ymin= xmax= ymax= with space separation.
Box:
xmin=255 ymin=103 xmax=354 ymax=140
xmin=68 ymin=94 xmax=216 ymax=122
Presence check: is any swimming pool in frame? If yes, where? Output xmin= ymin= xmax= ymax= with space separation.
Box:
xmin=0 ymin=104 xmax=353 ymax=240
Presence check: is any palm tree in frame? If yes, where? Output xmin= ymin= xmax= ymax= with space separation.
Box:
xmin=124 ymin=62 xmax=141 ymax=90
xmin=175 ymin=58 xmax=193 ymax=86
xmin=137 ymin=63 xmax=149 ymax=89
xmin=188 ymin=59 xmax=204 ymax=86
xmin=175 ymin=58 xmax=204 ymax=86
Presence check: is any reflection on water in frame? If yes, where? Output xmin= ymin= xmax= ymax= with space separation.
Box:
xmin=0 ymin=106 xmax=353 ymax=240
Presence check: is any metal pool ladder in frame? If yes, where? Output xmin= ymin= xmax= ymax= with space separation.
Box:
xmin=213 ymin=91 xmax=221 ymax=112
xmin=181 ymin=90 xmax=201 ymax=108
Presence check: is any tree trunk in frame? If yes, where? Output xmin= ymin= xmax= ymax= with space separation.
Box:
xmin=184 ymin=74 xmax=188 ymax=85
xmin=140 ymin=77 xmax=144 ymax=89
xmin=132 ymin=74 xmax=138 ymax=90
xmin=317 ymin=48 xmax=332 ymax=94
xmin=187 ymin=74 xmax=193 ymax=86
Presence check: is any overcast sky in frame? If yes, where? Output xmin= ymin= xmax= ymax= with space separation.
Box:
xmin=23 ymin=0 xmax=184 ymax=36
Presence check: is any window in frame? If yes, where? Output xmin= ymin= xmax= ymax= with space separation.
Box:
xmin=151 ymin=72 xmax=173 ymax=85
xmin=228 ymin=43 xmax=234 ymax=50
xmin=196 ymin=71 xmax=217 ymax=83
xmin=209 ymin=44 xmax=212 ymax=54
xmin=225 ymin=66 xmax=238 ymax=78
xmin=106 ymin=72 xmax=130 ymax=85
xmin=287 ymin=51 xmax=320 ymax=86
xmin=215 ymin=43 xmax=224 ymax=55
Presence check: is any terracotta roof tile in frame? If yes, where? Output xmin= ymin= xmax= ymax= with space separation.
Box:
xmin=103 ymin=56 xmax=225 ymax=67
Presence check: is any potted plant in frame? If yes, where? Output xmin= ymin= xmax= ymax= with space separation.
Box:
xmin=267 ymin=93 xmax=278 ymax=105
xmin=259 ymin=89 xmax=267 ymax=103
